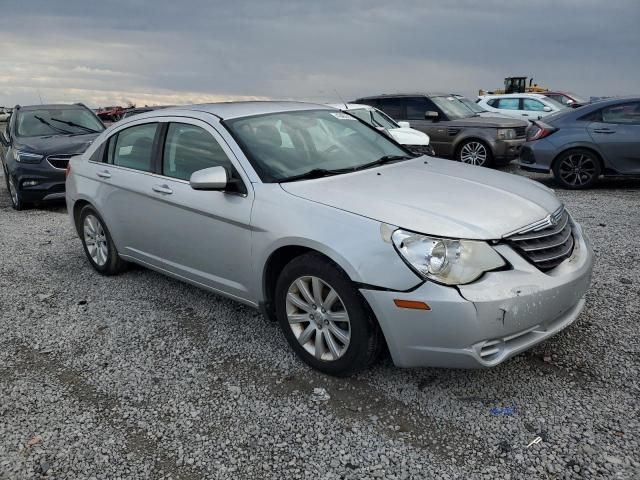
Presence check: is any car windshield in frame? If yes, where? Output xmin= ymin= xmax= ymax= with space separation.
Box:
xmin=348 ymin=108 xmax=398 ymax=130
xmin=225 ymin=109 xmax=409 ymax=182
xmin=431 ymin=96 xmax=475 ymax=120
xmin=16 ymin=108 xmax=105 ymax=137
xmin=455 ymin=96 xmax=485 ymax=114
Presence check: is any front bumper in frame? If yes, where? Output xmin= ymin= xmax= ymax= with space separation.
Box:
xmin=361 ymin=221 xmax=593 ymax=368
xmin=492 ymin=138 xmax=525 ymax=165
xmin=11 ymin=160 xmax=66 ymax=202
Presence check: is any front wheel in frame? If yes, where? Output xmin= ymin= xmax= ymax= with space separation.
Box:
xmin=78 ymin=205 xmax=127 ymax=275
xmin=275 ymin=253 xmax=383 ymax=376
xmin=4 ymin=168 xmax=26 ymax=210
xmin=457 ymin=140 xmax=493 ymax=167
xmin=552 ymin=149 xmax=601 ymax=189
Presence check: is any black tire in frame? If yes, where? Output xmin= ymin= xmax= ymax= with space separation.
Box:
xmin=4 ymin=166 xmax=26 ymax=210
xmin=77 ymin=205 xmax=127 ymax=275
xmin=275 ymin=252 xmax=383 ymax=376
xmin=457 ymin=139 xmax=494 ymax=167
xmin=552 ymin=149 xmax=601 ymax=189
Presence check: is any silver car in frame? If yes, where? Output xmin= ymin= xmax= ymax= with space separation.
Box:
xmin=66 ymin=102 xmax=593 ymax=376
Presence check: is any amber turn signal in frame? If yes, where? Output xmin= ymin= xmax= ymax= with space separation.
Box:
xmin=393 ymin=299 xmax=431 ymax=310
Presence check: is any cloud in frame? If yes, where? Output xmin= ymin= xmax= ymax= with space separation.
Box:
xmin=0 ymin=0 xmax=638 ymax=107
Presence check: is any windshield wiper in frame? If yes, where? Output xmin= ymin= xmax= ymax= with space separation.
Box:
xmin=50 ymin=118 xmax=100 ymax=134
xmin=279 ymin=167 xmax=354 ymax=183
xmin=352 ymin=154 xmax=411 ymax=171
xmin=34 ymin=115 xmax=73 ymax=135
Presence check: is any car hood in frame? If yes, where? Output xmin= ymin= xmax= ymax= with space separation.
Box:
xmin=280 ymin=157 xmax=561 ymax=240
xmin=446 ymin=115 xmax=528 ymax=128
xmin=15 ymin=132 xmax=100 ymax=156
xmin=388 ymin=127 xmax=430 ymax=145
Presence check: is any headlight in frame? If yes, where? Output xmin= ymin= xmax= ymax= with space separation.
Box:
xmin=13 ymin=150 xmax=44 ymax=163
xmin=391 ymin=229 xmax=506 ymax=285
xmin=497 ymin=128 xmax=516 ymax=140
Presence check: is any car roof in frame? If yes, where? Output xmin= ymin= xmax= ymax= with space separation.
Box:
xmin=326 ymin=103 xmax=374 ymax=111
xmin=144 ymin=101 xmax=335 ymax=120
xmin=355 ymin=93 xmax=452 ymax=100
xmin=16 ymin=104 xmax=87 ymax=111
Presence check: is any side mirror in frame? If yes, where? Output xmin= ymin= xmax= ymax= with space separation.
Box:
xmin=543 ymin=106 xmax=552 ymax=112
xmin=425 ymin=111 xmax=439 ymax=121
xmin=565 ymin=99 xmax=575 ymax=105
xmin=189 ymin=166 xmax=228 ymax=191
xmin=397 ymin=121 xmax=411 ymax=128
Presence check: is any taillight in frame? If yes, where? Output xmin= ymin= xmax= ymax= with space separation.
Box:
xmin=527 ymin=121 xmax=557 ymax=141
xmin=65 ymin=163 xmax=71 ymax=178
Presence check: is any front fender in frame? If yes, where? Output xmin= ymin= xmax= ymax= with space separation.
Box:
xmin=250 ymin=185 xmax=422 ymax=303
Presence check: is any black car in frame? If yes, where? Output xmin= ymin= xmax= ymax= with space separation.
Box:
xmin=0 ymin=103 xmax=105 ymax=210
xmin=353 ymin=93 xmax=529 ymax=167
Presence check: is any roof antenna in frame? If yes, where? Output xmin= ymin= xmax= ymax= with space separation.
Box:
xmin=37 ymin=89 xmax=44 ymax=104
xmin=334 ymin=89 xmax=348 ymax=109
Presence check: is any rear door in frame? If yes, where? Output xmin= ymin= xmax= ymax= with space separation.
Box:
xmin=587 ymin=101 xmax=640 ymax=174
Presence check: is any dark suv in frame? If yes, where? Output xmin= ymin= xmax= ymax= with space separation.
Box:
xmin=354 ymin=93 xmax=528 ymax=167
xmin=0 ymin=104 xmax=105 ymax=210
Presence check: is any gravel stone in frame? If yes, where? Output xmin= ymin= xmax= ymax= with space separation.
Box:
xmin=0 ymin=166 xmax=639 ymax=479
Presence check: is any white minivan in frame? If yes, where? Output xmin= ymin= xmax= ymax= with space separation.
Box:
xmin=476 ymin=93 xmax=566 ymax=122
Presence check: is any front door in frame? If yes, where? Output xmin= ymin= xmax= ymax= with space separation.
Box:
xmin=137 ymin=119 xmax=254 ymax=302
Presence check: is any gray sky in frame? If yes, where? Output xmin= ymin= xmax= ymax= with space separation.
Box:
xmin=1 ymin=0 xmax=638 ymax=107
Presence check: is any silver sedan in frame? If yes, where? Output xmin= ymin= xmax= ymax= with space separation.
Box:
xmin=66 ymin=102 xmax=593 ymax=376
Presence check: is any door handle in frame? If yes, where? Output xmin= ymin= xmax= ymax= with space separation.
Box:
xmin=592 ymin=128 xmax=615 ymax=134
xmin=96 ymin=170 xmax=111 ymax=179
xmin=152 ymin=184 xmax=173 ymax=195
xmin=522 ymin=113 xmax=529 ymax=116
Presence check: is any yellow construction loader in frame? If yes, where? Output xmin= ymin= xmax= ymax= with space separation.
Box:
xmin=479 ymin=77 xmax=549 ymax=96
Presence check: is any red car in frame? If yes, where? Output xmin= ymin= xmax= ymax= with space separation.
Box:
xmin=96 ymin=106 xmax=125 ymax=122
xmin=543 ymin=92 xmax=589 ymax=109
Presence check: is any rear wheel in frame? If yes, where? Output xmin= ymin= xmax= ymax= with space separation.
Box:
xmin=457 ymin=139 xmax=493 ymax=167
xmin=553 ymin=149 xmax=601 ymax=189
xmin=275 ymin=253 xmax=382 ymax=376
xmin=78 ymin=205 xmax=127 ymax=275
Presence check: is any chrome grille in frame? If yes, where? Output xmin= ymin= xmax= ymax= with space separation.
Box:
xmin=406 ymin=144 xmax=434 ymax=156
xmin=506 ymin=208 xmax=575 ymax=272
xmin=514 ymin=126 xmax=526 ymax=138
xmin=47 ymin=154 xmax=79 ymax=170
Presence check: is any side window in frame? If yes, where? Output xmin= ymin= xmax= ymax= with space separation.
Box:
xmin=110 ymin=123 xmax=157 ymax=172
xmin=601 ymin=102 xmax=640 ymax=125
xmin=88 ymin=143 xmax=105 ymax=163
xmin=163 ymin=123 xmax=233 ymax=181
xmin=497 ymin=98 xmax=520 ymax=110
xmin=523 ymin=99 xmax=546 ymax=111
xmin=487 ymin=99 xmax=499 ymax=108
xmin=376 ymin=98 xmax=404 ymax=119
xmin=405 ymin=97 xmax=431 ymax=120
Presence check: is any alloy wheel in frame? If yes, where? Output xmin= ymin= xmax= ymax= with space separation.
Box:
xmin=83 ymin=214 xmax=109 ymax=266
xmin=285 ymin=276 xmax=351 ymax=362
xmin=558 ymin=154 xmax=597 ymax=187
xmin=460 ymin=142 xmax=488 ymax=166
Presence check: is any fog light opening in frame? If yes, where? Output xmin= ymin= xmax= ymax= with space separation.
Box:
xmin=22 ymin=180 xmax=39 ymax=187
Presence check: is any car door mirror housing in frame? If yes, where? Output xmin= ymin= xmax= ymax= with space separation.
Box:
xmin=543 ymin=106 xmax=552 ymax=112
xmin=397 ymin=121 xmax=410 ymax=128
xmin=425 ymin=111 xmax=439 ymax=120
xmin=189 ymin=166 xmax=228 ymax=191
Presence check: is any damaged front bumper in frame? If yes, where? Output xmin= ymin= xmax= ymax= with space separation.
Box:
xmin=361 ymin=221 xmax=593 ymax=368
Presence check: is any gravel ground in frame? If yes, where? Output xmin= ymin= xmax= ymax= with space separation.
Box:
xmin=0 ymin=164 xmax=639 ymax=480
